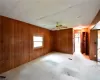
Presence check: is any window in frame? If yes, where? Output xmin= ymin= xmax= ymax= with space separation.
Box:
xmin=33 ymin=36 xmax=43 ymax=48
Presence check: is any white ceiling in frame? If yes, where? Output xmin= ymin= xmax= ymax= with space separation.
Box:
xmin=0 ymin=0 xmax=100 ymax=30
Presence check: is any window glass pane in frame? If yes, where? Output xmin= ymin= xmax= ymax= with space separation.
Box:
xmin=34 ymin=42 xmax=43 ymax=48
xmin=33 ymin=36 xmax=43 ymax=41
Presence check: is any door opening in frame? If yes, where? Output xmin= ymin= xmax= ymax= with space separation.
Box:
xmin=74 ymin=32 xmax=81 ymax=53
xmin=74 ymin=28 xmax=90 ymax=59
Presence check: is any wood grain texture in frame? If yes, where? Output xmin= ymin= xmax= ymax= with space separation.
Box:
xmin=81 ymin=28 xmax=89 ymax=55
xmin=88 ymin=10 xmax=100 ymax=60
xmin=0 ymin=16 xmax=52 ymax=73
xmin=0 ymin=16 xmax=2 ymax=61
xmin=92 ymin=10 xmax=100 ymax=25
xmin=0 ymin=16 xmax=74 ymax=73
xmin=88 ymin=28 xmax=90 ymax=57
xmin=52 ymin=29 xmax=73 ymax=54
xmin=90 ymin=30 xmax=98 ymax=61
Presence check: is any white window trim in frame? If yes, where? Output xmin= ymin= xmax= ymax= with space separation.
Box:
xmin=33 ymin=36 xmax=43 ymax=49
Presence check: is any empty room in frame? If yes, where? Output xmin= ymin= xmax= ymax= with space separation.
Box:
xmin=0 ymin=0 xmax=100 ymax=80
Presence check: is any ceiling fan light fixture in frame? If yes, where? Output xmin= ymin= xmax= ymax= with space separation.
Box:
xmin=52 ymin=22 xmax=68 ymax=30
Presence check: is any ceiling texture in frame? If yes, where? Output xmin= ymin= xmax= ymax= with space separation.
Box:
xmin=0 ymin=0 xmax=100 ymax=30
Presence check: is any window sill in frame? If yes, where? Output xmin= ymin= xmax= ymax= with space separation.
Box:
xmin=33 ymin=46 xmax=43 ymax=50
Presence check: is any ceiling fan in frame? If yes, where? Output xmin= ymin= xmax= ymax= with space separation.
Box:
xmin=52 ymin=22 xmax=68 ymax=30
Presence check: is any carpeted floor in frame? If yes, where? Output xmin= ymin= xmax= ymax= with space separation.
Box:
xmin=0 ymin=52 xmax=100 ymax=80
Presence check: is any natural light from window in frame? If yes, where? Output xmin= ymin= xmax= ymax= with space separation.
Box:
xmin=33 ymin=36 xmax=43 ymax=48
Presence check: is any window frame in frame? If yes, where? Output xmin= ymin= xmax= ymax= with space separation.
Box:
xmin=33 ymin=35 xmax=44 ymax=49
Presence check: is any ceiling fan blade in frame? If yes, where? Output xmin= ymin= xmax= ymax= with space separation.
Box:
xmin=52 ymin=27 xmax=60 ymax=30
xmin=60 ymin=26 xmax=68 ymax=28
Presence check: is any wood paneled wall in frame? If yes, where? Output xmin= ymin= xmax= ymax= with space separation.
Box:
xmin=52 ymin=29 xmax=73 ymax=54
xmin=90 ymin=30 xmax=98 ymax=61
xmin=0 ymin=16 xmax=74 ymax=73
xmin=0 ymin=16 xmax=2 ymax=62
xmin=88 ymin=10 xmax=100 ymax=60
xmin=0 ymin=16 xmax=52 ymax=73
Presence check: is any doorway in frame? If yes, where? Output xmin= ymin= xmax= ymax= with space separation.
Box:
xmin=74 ymin=29 xmax=90 ymax=59
xmin=74 ymin=32 xmax=81 ymax=53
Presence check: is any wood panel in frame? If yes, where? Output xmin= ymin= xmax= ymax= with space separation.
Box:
xmin=90 ymin=30 xmax=98 ymax=61
xmin=88 ymin=10 xmax=100 ymax=60
xmin=0 ymin=16 xmax=52 ymax=73
xmin=52 ymin=28 xmax=73 ymax=54
xmin=0 ymin=16 xmax=3 ymax=73
xmin=81 ymin=28 xmax=89 ymax=55
xmin=0 ymin=16 xmax=2 ymax=61
xmin=92 ymin=10 xmax=100 ymax=25
xmin=88 ymin=27 xmax=91 ymax=57
xmin=81 ymin=32 xmax=88 ymax=54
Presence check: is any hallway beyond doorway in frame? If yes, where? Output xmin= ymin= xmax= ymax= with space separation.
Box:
xmin=74 ymin=32 xmax=81 ymax=53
